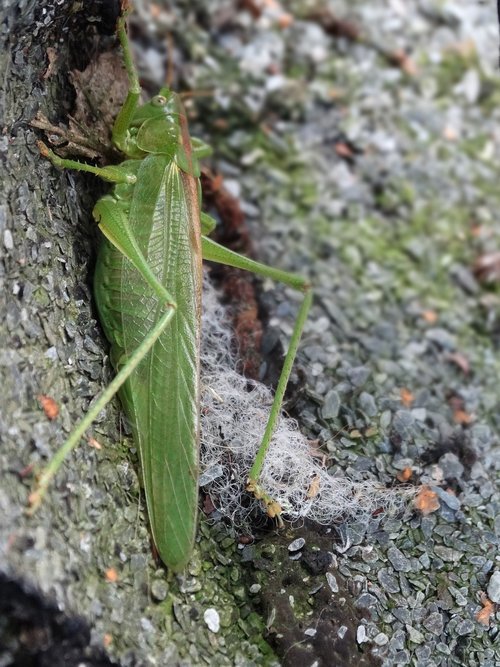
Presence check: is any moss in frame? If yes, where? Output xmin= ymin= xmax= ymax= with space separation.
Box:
xmin=477 ymin=84 xmax=500 ymax=114
xmin=285 ymin=61 xmax=310 ymax=81
xmin=433 ymin=48 xmax=481 ymax=96
xmin=32 ymin=286 xmax=52 ymax=308
xmin=459 ymin=132 xmax=489 ymax=158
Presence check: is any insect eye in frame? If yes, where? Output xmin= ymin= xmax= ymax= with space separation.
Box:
xmin=151 ymin=95 xmax=168 ymax=107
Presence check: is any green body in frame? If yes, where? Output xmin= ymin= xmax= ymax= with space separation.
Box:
xmin=31 ymin=10 xmax=312 ymax=572
xmin=94 ymin=153 xmax=202 ymax=569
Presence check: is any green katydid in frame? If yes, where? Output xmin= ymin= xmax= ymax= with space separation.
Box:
xmin=29 ymin=4 xmax=312 ymax=571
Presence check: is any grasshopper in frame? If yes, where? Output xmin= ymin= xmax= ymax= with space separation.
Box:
xmin=30 ymin=3 xmax=312 ymax=571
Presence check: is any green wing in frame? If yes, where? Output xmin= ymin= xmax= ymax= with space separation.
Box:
xmin=94 ymin=154 xmax=202 ymax=571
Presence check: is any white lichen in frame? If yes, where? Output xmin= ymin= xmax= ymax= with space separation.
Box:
xmin=199 ymin=274 xmax=406 ymax=528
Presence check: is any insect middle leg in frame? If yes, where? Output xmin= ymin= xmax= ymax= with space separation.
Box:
xmin=201 ymin=236 xmax=313 ymax=517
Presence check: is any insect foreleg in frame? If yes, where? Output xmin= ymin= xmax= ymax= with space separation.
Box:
xmin=201 ymin=237 xmax=313 ymax=516
xmin=37 ymin=141 xmax=136 ymax=184
xmin=38 ymin=143 xmax=173 ymax=307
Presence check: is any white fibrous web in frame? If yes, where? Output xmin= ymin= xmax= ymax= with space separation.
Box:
xmin=199 ymin=273 xmax=407 ymax=529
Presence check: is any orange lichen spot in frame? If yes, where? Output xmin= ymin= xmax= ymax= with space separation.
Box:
xmin=27 ymin=491 xmax=41 ymax=511
xmin=414 ymin=486 xmax=440 ymax=515
xmin=399 ymin=388 xmax=414 ymax=407
xmin=243 ymin=0 xmax=293 ymax=27
xmin=37 ymin=394 xmax=59 ymax=420
xmin=213 ymin=118 xmax=229 ymax=131
xmin=335 ymin=142 xmax=354 ymax=158
xmin=446 ymin=352 xmax=470 ymax=375
xmin=442 ymin=126 xmax=458 ymax=141
xmin=396 ymin=467 xmax=412 ymax=482
xmin=444 ymin=38 xmax=476 ymax=60
xmin=211 ymin=173 xmax=224 ymax=192
xmin=453 ymin=409 xmax=473 ymax=425
xmin=470 ymin=223 xmax=483 ymax=238
xmin=328 ymin=88 xmax=346 ymax=101
xmin=278 ymin=13 xmax=294 ymax=29
xmin=149 ymin=3 xmax=162 ymax=18
xmin=105 ymin=567 xmax=119 ymax=583
xmin=476 ymin=593 xmax=495 ymax=626
xmin=421 ymin=309 xmax=438 ymax=324
xmin=87 ymin=437 xmax=102 ymax=450
xmin=388 ymin=49 xmax=418 ymax=76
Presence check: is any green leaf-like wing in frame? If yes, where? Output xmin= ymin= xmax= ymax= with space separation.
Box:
xmin=94 ymin=154 xmax=202 ymax=570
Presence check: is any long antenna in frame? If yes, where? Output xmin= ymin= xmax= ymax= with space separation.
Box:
xmin=166 ymin=31 xmax=174 ymax=87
